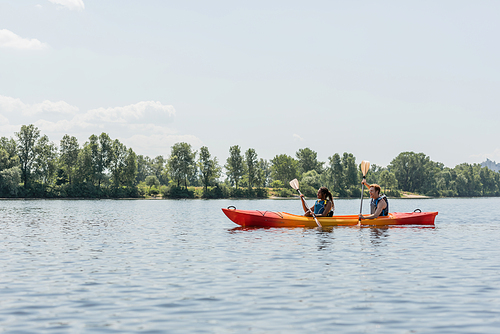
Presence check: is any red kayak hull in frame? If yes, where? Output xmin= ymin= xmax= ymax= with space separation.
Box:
xmin=222 ymin=208 xmax=438 ymax=228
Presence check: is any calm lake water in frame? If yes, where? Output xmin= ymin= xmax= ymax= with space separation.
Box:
xmin=1 ymin=197 xmax=499 ymax=333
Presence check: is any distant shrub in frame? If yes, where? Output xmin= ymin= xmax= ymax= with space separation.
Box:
xmin=231 ymin=188 xmax=246 ymax=198
xmin=277 ymin=188 xmax=295 ymax=197
xmin=270 ymin=180 xmax=284 ymax=188
xmin=348 ymin=186 xmax=361 ymax=198
xmin=162 ymin=186 xmax=194 ymax=198
xmin=255 ymin=188 xmax=268 ymax=198
xmin=202 ymin=185 xmax=227 ymax=199
xmin=385 ymin=189 xmax=401 ymax=197
xmin=301 ymin=184 xmax=316 ymax=197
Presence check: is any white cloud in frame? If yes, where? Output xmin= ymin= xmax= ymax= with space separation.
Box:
xmin=0 ymin=95 xmax=25 ymax=113
xmin=30 ymin=100 xmax=79 ymax=116
xmin=0 ymin=95 xmax=202 ymax=157
xmin=33 ymin=119 xmax=76 ymax=133
xmin=0 ymin=97 xmax=174 ymax=135
xmin=293 ymin=134 xmax=304 ymax=141
xmin=84 ymin=101 xmax=175 ymax=124
xmin=0 ymin=113 xmax=10 ymax=126
xmin=0 ymin=95 xmax=78 ymax=116
xmin=48 ymin=0 xmax=85 ymax=11
xmin=0 ymin=29 xmax=48 ymax=50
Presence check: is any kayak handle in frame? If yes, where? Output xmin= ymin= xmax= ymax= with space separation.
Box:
xmin=227 ymin=206 xmax=236 ymax=210
xmin=414 ymin=208 xmax=422 ymax=213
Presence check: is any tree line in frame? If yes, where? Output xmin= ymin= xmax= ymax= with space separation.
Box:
xmin=1 ymin=124 xmax=499 ymax=199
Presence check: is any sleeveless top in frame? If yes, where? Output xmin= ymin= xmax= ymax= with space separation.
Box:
xmin=314 ymin=199 xmax=333 ymax=216
xmin=370 ymin=195 xmax=389 ymax=216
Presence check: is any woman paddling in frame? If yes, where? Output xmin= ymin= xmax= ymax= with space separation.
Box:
xmin=300 ymin=187 xmax=334 ymax=217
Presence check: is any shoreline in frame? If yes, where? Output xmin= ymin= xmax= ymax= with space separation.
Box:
xmin=1 ymin=195 xmax=433 ymax=200
xmin=3 ymin=189 xmax=485 ymax=200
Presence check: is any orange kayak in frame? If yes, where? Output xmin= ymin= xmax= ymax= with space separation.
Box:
xmin=222 ymin=208 xmax=438 ymax=228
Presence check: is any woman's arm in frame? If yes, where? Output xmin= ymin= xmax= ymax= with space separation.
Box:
xmin=300 ymin=194 xmax=313 ymax=216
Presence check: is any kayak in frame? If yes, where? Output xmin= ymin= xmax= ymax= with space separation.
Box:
xmin=222 ymin=207 xmax=438 ymax=228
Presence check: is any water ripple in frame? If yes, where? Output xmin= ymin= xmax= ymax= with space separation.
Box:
xmin=1 ymin=198 xmax=500 ymax=333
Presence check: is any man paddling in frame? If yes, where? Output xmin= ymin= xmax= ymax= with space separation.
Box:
xmin=358 ymin=181 xmax=388 ymax=220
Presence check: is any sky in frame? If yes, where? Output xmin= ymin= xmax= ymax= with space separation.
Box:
xmin=0 ymin=0 xmax=499 ymax=168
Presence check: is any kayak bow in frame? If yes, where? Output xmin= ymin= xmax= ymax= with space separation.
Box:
xmin=222 ymin=208 xmax=437 ymax=228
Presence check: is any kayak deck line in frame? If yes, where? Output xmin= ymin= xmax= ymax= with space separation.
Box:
xmin=222 ymin=208 xmax=438 ymax=228
xmin=255 ymin=210 xmax=284 ymax=218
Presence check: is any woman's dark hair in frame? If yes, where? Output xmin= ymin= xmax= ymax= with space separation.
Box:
xmin=319 ymin=187 xmax=334 ymax=203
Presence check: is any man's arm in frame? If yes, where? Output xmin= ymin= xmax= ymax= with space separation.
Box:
xmin=359 ymin=198 xmax=387 ymax=220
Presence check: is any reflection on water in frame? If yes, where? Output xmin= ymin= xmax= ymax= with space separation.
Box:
xmin=1 ymin=198 xmax=500 ymax=333
xmin=369 ymin=227 xmax=389 ymax=246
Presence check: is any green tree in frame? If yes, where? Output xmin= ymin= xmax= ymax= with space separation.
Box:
xmin=342 ymin=152 xmax=358 ymax=187
xmin=389 ymin=152 xmax=433 ymax=193
xmin=365 ymin=164 xmax=383 ymax=185
xmin=480 ymin=167 xmax=498 ymax=196
xmin=0 ymin=138 xmax=19 ymax=171
xmin=301 ymin=170 xmax=322 ymax=190
xmin=145 ymin=175 xmax=160 ymax=193
xmin=455 ymin=173 xmax=469 ymax=196
xmin=15 ymin=124 xmax=41 ymax=189
xmin=136 ymin=155 xmax=153 ymax=183
xmin=0 ymin=165 xmax=21 ymax=196
xmin=75 ymin=143 xmax=94 ymax=185
xmin=436 ymin=168 xmax=454 ymax=194
xmin=270 ymin=154 xmax=298 ymax=186
xmin=167 ymin=142 xmax=196 ymax=188
xmin=59 ymin=135 xmax=80 ymax=185
xmin=151 ymin=155 xmax=167 ymax=184
xmin=0 ymin=137 xmax=18 ymax=159
xmin=389 ymin=151 xmax=413 ymax=191
xmin=198 ymin=146 xmax=221 ymax=191
xmin=109 ymin=139 xmax=127 ymax=187
xmin=123 ymin=148 xmax=138 ymax=187
xmin=225 ymin=145 xmax=245 ymax=189
xmin=379 ymin=170 xmax=398 ymax=193
xmin=256 ymin=158 xmax=271 ymax=188
xmin=245 ymin=148 xmax=258 ymax=191
xmin=327 ymin=153 xmax=344 ymax=195
xmin=88 ymin=133 xmax=113 ymax=189
xmin=296 ymin=148 xmax=323 ymax=174
xmin=33 ymin=135 xmax=58 ymax=185
xmin=453 ymin=163 xmax=482 ymax=196
xmin=0 ymin=139 xmax=21 ymax=197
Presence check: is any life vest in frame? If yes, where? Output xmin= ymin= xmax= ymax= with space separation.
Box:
xmin=370 ymin=195 xmax=389 ymax=216
xmin=314 ymin=199 xmax=334 ymax=216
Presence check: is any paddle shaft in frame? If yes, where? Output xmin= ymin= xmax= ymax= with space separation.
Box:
xmin=297 ymin=189 xmax=322 ymax=228
xmin=358 ymin=178 xmax=366 ymax=224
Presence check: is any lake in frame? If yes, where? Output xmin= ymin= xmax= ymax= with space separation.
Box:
xmin=1 ymin=197 xmax=499 ymax=333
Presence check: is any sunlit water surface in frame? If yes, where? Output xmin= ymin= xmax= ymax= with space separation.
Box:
xmin=1 ymin=197 xmax=499 ymax=333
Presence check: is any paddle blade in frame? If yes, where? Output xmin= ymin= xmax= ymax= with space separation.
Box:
xmin=361 ymin=160 xmax=370 ymax=177
xmin=289 ymin=178 xmax=299 ymax=190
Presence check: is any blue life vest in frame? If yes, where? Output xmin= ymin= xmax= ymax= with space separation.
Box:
xmin=314 ymin=199 xmax=333 ymax=216
xmin=370 ymin=195 xmax=389 ymax=216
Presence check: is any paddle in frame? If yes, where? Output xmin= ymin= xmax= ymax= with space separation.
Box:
xmin=289 ymin=178 xmax=322 ymax=228
xmin=358 ymin=160 xmax=370 ymax=226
